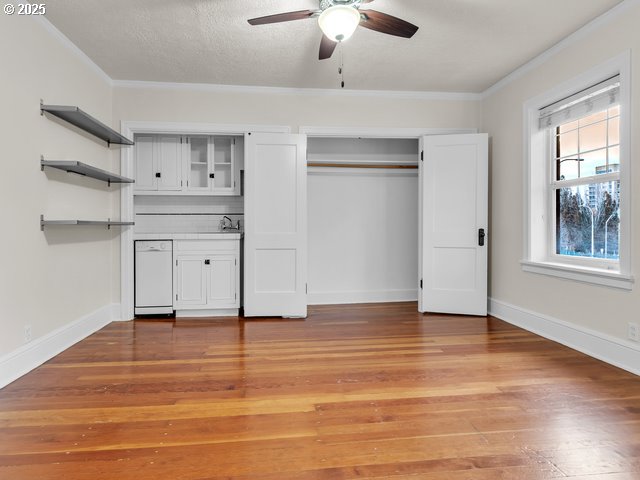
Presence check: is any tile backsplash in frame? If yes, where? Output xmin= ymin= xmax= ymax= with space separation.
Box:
xmin=134 ymin=196 xmax=243 ymax=233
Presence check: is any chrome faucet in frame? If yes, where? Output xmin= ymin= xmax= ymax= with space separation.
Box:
xmin=221 ymin=216 xmax=233 ymax=230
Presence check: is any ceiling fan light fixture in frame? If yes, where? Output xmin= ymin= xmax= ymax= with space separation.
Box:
xmin=318 ymin=5 xmax=361 ymax=42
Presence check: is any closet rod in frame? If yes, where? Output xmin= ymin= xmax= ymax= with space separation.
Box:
xmin=307 ymin=162 xmax=418 ymax=169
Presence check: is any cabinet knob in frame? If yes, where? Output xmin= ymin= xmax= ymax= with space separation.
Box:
xmin=204 ymin=259 xmax=210 ymax=265
xmin=209 ymin=173 xmax=215 ymax=179
xmin=155 ymin=172 xmax=161 ymax=178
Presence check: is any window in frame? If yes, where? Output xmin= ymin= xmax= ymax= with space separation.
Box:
xmin=522 ymin=53 xmax=632 ymax=289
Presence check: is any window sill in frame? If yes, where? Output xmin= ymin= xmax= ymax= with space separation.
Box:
xmin=521 ymin=260 xmax=634 ymax=290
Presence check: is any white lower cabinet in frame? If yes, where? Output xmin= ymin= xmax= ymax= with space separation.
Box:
xmin=173 ymin=240 xmax=240 ymax=314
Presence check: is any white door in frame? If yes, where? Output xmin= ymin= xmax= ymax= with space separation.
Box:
xmin=156 ymin=135 xmax=182 ymax=191
xmin=175 ymin=256 xmax=207 ymax=307
xmin=244 ymin=133 xmax=307 ymax=317
xmin=207 ymin=255 xmax=237 ymax=307
xmin=134 ymin=136 xmax=156 ymax=191
xmin=419 ymin=134 xmax=488 ymax=315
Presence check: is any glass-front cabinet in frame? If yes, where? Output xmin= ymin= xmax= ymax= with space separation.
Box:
xmin=213 ymin=137 xmax=235 ymax=194
xmin=185 ymin=136 xmax=211 ymax=191
xmin=134 ymin=134 xmax=242 ymax=196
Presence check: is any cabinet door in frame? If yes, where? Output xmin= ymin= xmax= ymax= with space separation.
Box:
xmin=157 ymin=136 xmax=182 ymax=191
xmin=184 ymin=136 xmax=213 ymax=192
xmin=175 ymin=255 xmax=207 ymax=308
xmin=134 ymin=136 xmax=157 ymax=191
xmin=233 ymin=136 xmax=244 ymax=196
xmin=206 ymin=254 xmax=237 ymax=308
xmin=212 ymin=136 xmax=236 ymax=195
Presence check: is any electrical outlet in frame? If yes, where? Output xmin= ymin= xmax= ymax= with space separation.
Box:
xmin=24 ymin=325 xmax=32 ymax=343
xmin=628 ymin=322 xmax=640 ymax=342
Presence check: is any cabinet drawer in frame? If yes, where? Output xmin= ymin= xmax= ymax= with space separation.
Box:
xmin=175 ymin=239 xmax=239 ymax=253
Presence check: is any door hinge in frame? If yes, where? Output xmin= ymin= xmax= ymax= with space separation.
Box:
xmin=176 ymin=260 xmax=178 ymax=266
xmin=421 ymin=151 xmax=424 ymax=161
xmin=305 ymin=283 xmax=308 ymax=294
xmin=420 ymin=279 xmax=423 ymax=289
xmin=176 ymin=294 xmax=178 ymax=301
xmin=235 ymin=258 xmax=237 ymax=266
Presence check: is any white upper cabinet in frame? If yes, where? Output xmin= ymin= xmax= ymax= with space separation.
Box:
xmin=184 ymin=136 xmax=213 ymax=192
xmin=157 ymin=135 xmax=182 ymax=191
xmin=134 ymin=134 xmax=242 ymax=196
xmin=134 ymin=136 xmax=156 ymax=191
xmin=134 ymin=135 xmax=182 ymax=192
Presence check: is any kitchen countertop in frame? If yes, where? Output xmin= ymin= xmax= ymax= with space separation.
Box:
xmin=134 ymin=232 xmax=243 ymax=240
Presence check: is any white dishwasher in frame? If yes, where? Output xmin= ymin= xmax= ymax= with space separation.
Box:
xmin=135 ymin=240 xmax=174 ymax=315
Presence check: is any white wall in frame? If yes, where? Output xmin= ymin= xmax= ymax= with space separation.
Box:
xmin=482 ymin=3 xmax=640 ymax=347
xmin=112 ymin=86 xmax=482 ymax=132
xmin=0 ymin=16 xmax=117 ymax=379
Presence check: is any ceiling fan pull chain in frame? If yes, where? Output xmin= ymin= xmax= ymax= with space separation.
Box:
xmin=339 ymin=43 xmax=345 ymax=88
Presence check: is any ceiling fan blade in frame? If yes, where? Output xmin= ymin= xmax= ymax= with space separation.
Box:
xmin=319 ymin=34 xmax=337 ymax=60
xmin=248 ymin=10 xmax=317 ymax=26
xmin=359 ymin=10 xmax=419 ymax=38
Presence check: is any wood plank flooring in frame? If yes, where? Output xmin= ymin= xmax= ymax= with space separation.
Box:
xmin=1 ymin=302 xmax=639 ymax=479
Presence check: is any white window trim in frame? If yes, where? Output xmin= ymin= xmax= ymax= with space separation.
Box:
xmin=522 ymin=51 xmax=633 ymax=290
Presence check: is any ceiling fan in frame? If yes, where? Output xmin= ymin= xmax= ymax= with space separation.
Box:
xmin=248 ymin=0 xmax=419 ymax=60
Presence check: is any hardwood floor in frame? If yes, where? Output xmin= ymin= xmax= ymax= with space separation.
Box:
xmin=1 ymin=302 xmax=639 ymax=479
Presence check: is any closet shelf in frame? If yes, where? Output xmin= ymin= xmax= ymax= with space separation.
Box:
xmin=40 ymin=215 xmax=134 ymax=231
xmin=307 ymin=162 xmax=418 ymax=169
xmin=40 ymin=103 xmax=134 ymax=146
xmin=41 ymin=160 xmax=135 ymax=186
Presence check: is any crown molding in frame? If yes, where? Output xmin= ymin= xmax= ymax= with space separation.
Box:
xmin=35 ymin=15 xmax=112 ymax=86
xmin=112 ymin=79 xmax=482 ymax=101
xmin=481 ymin=0 xmax=640 ymax=99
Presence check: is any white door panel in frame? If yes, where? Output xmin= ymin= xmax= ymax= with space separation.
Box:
xmin=244 ymin=133 xmax=307 ymax=317
xmin=419 ymin=134 xmax=488 ymax=315
xmin=175 ymin=256 xmax=206 ymax=307
xmin=134 ymin=136 xmax=156 ymax=191
xmin=157 ymin=135 xmax=182 ymax=191
xmin=207 ymin=255 xmax=236 ymax=306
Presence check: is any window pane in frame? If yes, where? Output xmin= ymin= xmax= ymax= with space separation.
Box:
xmin=579 ymin=149 xmax=607 ymax=177
xmin=608 ymin=146 xmax=620 ymax=170
xmin=559 ymin=120 xmax=579 ymax=133
xmin=579 ymin=110 xmax=607 ymax=126
xmin=558 ymin=130 xmax=579 ymax=158
xmin=608 ymin=116 xmax=620 ymax=145
xmin=558 ymin=156 xmax=580 ymax=181
xmin=580 ymin=120 xmax=607 ymax=152
xmin=556 ymin=182 xmax=620 ymax=260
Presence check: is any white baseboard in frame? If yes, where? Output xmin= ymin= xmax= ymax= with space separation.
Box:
xmin=489 ymin=298 xmax=640 ymax=376
xmin=308 ymin=289 xmax=418 ymax=305
xmin=0 ymin=303 xmax=120 ymax=388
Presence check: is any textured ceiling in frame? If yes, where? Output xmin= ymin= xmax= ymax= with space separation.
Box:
xmin=44 ymin=0 xmax=624 ymax=92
